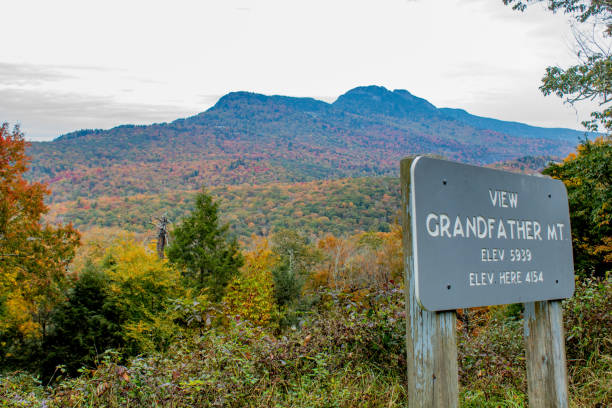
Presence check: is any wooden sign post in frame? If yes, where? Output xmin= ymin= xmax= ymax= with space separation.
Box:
xmin=400 ymin=156 xmax=573 ymax=407
xmin=401 ymin=157 xmax=458 ymax=407
xmin=524 ymin=301 xmax=569 ymax=407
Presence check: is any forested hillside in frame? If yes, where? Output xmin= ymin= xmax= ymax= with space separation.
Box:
xmin=25 ymin=85 xmax=585 ymax=235
xmin=27 ymin=86 xmax=582 ymax=204
xmin=45 ymin=177 xmax=399 ymax=238
xmin=44 ymin=159 xmax=549 ymax=241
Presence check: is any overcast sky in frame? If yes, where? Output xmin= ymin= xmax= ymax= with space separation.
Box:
xmin=1 ymin=0 xmax=600 ymax=141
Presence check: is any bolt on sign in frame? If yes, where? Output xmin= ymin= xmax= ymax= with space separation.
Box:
xmin=410 ymin=156 xmax=574 ymax=311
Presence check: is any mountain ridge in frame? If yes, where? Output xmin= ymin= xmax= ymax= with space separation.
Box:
xmin=29 ymin=85 xmax=582 ymax=205
xmin=53 ymin=85 xmax=585 ymax=143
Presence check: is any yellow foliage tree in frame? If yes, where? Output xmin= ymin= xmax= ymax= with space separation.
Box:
xmin=223 ymin=236 xmax=278 ymax=326
xmin=377 ymin=224 xmax=403 ymax=285
xmin=69 ymin=226 xmax=136 ymax=276
xmin=101 ymin=234 xmax=183 ymax=353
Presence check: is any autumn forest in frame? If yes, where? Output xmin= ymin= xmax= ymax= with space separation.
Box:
xmin=2 ymin=10 xmax=612 ymax=403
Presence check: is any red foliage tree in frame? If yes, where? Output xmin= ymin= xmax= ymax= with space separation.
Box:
xmin=0 ymin=123 xmax=80 ymax=351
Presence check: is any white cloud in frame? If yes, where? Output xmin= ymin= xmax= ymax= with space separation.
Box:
xmin=0 ymin=0 xmax=603 ymax=139
xmin=0 ymin=62 xmax=72 ymax=85
xmin=0 ymin=88 xmax=192 ymax=141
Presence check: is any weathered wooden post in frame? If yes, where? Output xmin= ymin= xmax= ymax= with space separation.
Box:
xmin=401 ymin=157 xmax=458 ymax=407
xmin=524 ymin=300 xmax=569 ymax=407
xmin=401 ymin=156 xmax=574 ymax=407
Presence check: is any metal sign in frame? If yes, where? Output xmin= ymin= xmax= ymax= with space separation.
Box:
xmin=410 ymin=156 xmax=574 ymax=311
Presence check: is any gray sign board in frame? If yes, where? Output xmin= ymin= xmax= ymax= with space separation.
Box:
xmin=410 ymin=157 xmax=574 ymax=311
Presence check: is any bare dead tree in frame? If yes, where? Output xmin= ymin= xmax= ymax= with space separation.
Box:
xmin=151 ymin=215 xmax=170 ymax=259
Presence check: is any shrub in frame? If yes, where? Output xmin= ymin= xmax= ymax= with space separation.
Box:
xmin=564 ymin=275 xmax=611 ymax=407
xmin=458 ymin=305 xmax=527 ymax=404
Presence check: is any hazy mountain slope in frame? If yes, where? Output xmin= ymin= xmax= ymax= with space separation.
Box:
xmin=439 ymin=107 xmax=586 ymax=142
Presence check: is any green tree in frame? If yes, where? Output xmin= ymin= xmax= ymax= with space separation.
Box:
xmin=166 ymin=189 xmax=243 ymax=300
xmin=270 ymin=229 xmax=321 ymax=307
xmin=42 ymin=263 xmax=124 ymax=381
xmin=543 ymin=137 xmax=611 ymax=276
xmin=271 ymin=228 xmax=320 ymax=277
xmin=272 ymin=262 xmax=303 ymax=307
xmin=503 ymin=0 xmax=612 ymax=132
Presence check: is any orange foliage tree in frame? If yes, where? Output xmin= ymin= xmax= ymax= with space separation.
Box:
xmin=316 ymin=226 xmax=403 ymax=291
xmin=0 ymin=123 xmax=79 ymax=358
xmin=315 ymin=234 xmax=356 ymax=289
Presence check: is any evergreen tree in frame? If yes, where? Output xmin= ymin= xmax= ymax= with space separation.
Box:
xmin=272 ymin=262 xmax=303 ymax=307
xmin=42 ymin=263 xmax=124 ymax=381
xmin=166 ymin=189 xmax=243 ymax=300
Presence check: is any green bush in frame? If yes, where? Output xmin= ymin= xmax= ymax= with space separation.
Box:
xmin=0 ymin=371 xmax=44 ymax=407
xmin=272 ymin=261 xmax=303 ymax=308
xmin=564 ymin=276 xmax=611 ymax=407
xmin=458 ymin=306 xmax=527 ymax=404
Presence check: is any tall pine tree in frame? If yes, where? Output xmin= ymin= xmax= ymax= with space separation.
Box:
xmin=166 ymin=189 xmax=243 ymax=300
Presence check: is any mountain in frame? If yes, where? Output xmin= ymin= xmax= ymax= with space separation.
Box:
xmin=439 ymin=108 xmax=582 ymax=142
xmin=27 ymin=85 xmax=584 ymax=206
xmin=332 ymin=86 xmax=437 ymax=118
